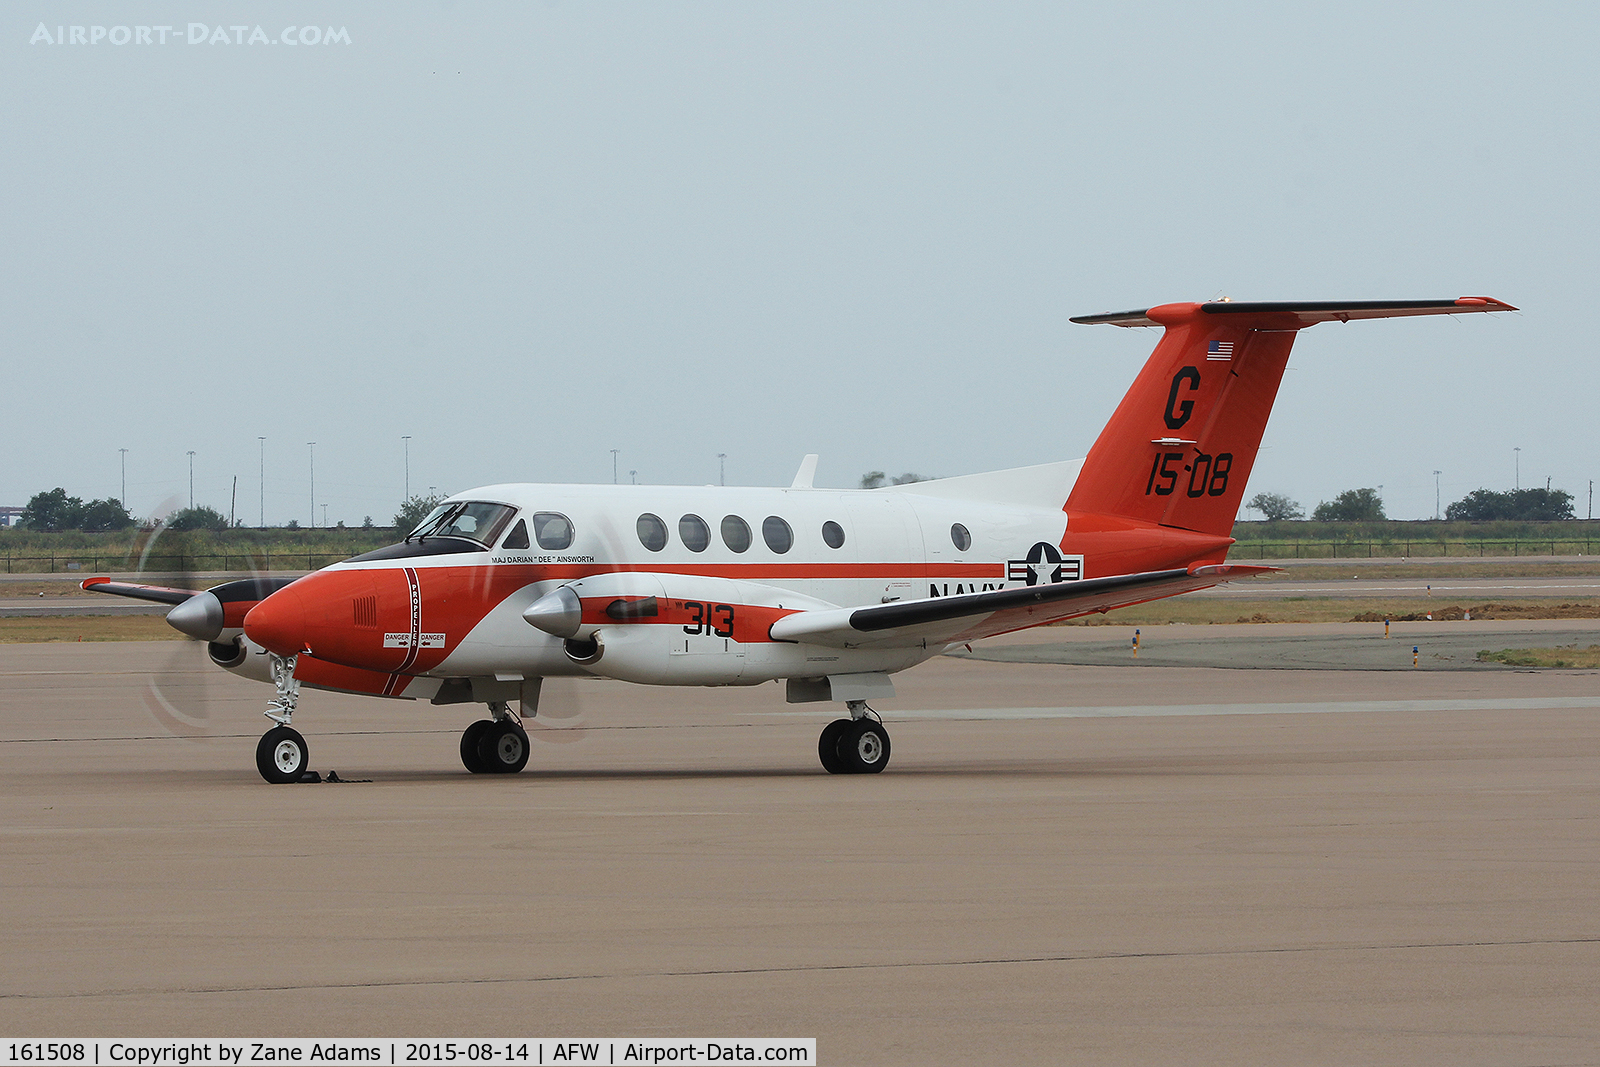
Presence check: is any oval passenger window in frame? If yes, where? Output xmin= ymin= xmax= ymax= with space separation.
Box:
xmin=533 ymin=512 xmax=574 ymax=550
xmin=721 ymin=515 xmax=752 ymax=553
xmin=637 ymin=513 xmax=668 ymax=552
xmin=679 ymin=514 xmax=710 ymax=553
xmin=762 ymin=516 xmax=793 ymax=554
xmin=821 ymin=520 xmax=845 ymax=549
xmin=951 ymin=523 xmax=971 ymax=552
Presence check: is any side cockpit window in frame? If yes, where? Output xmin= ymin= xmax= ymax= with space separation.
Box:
xmin=501 ymin=519 xmax=530 ymax=550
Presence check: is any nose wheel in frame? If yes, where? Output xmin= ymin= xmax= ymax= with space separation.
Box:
xmin=818 ymin=717 xmax=891 ymax=774
xmin=256 ymin=725 xmax=310 ymax=784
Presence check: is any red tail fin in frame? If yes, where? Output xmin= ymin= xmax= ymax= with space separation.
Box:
xmin=1065 ymin=298 xmax=1516 ymax=538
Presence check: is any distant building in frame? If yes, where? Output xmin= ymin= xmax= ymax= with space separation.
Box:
xmin=0 ymin=506 xmax=24 ymax=528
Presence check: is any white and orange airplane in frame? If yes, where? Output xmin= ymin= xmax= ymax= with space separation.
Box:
xmin=87 ymin=297 xmax=1514 ymax=782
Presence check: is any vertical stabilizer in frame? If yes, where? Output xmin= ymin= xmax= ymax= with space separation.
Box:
xmin=1065 ymin=299 xmax=1516 ymax=538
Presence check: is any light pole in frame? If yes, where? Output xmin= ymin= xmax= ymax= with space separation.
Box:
xmin=308 ymin=442 xmax=316 ymax=527
xmin=322 ymin=503 xmax=328 ymax=528
xmin=118 ymin=448 xmax=128 ymax=506
xmin=258 ymin=437 xmax=266 ymax=527
xmin=402 ymin=435 xmax=412 ymax=502
xmin=630 ymin=470 xmax=637 ymax=485
xmin=717 ymin=453 xmax=727 ymax=486
xmin=610 ymin=449 xmax=620 ymax=484
xmin=1433 ymin=470 xmax=1442 ymax=520
xmin=186 ymin=450 xmax=196 ymax=509
xmin=1514 ymin=447 xmax=1521 ymax=490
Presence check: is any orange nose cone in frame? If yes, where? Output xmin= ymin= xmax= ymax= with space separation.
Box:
xmin=244 ymin=587 xmax=309 ymax=656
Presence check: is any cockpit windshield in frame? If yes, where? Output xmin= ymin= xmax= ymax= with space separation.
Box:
xmin=406 ymin=501 xmax=517 ymax=546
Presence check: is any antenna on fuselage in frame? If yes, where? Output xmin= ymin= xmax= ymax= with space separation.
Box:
xmin=790 ymin=454 xmax=819 ymax=490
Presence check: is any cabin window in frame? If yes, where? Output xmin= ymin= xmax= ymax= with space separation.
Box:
xmin=501 ymin=519 xmax=530 ymax=550
xmin=821 ymin=520 xmax=845 ymax=549
xmin=950 ymin=523 xmax=971 ymax=552
xmin=721 ymin=515 xmax=752 ymax=553
xmin=762 ymin=515 xmax=793 ymax=554
xmin=679 ymin=514 xmax=710 ymax=553
xmin=533 ymin=512 xmax=574 ymax=550
xmin=637 ymin=513 xmax=668 ymax=552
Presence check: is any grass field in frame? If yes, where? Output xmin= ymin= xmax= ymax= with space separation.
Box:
xmin=0 ymin=617 xmax=183 ymax=643
xmin=1061 ymin=598 xmax=1600 ymax=626
xmin=1477 ymin=645 xmax=1600 ymax=668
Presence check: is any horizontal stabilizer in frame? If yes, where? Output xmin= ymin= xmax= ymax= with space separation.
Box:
xmin=769 ymin=563 xmax=1274 ymax=649
xmin=1070 ymin=297 xmax=1517 ymax=328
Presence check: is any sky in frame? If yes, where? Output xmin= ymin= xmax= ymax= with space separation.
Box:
xmin=2 ymin=1 xmax=1593 ymax=526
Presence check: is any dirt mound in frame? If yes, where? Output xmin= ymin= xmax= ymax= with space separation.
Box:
xmin=1349 ymin=603 xmax=1600 ymax=623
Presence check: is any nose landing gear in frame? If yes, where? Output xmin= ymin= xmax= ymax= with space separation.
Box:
xmin=256 ymin=653 xmax=310 ymax=784
xmin=257 ymin=725 xmax=311 ymax=784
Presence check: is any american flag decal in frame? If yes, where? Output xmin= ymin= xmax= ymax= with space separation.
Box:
xmin=1207 ymin=340 xmax=1234 ymax=360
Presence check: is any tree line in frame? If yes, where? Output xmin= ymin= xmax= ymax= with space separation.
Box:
xmin=1248 ymin=487 xmax=1576 ymax=522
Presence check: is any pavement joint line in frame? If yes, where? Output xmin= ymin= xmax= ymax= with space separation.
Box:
xmin=4 ymin=936 xmax=1597 ymax=1002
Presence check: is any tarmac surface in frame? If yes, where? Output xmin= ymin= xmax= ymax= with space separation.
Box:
xmin=2 ymin=628 xmax=1598 ymax=1064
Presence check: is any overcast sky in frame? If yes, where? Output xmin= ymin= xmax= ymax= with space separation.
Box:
xmin=3 ymin=2 xmax=1591 ymax=526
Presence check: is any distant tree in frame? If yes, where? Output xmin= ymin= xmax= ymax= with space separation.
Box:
xmin=361 ymin=515 xmax=375 ymax=529
xmin=166 ymin=505 xmax=229 ymax=531
xmin=1446 ymin=487 xmax=1574 ymax=522
xmin=861 ymin=471 xmax=931 ymax=489
xmin=20 ymin=488 xmax=85 ymax=531
xmin=285 ymin=519 xmax=300 ymax=530
xmin=79 ymin=498 xmax=135 ymax=532
xmin=394 ymin=493 xmax=444 ymax=533
xmin=1312 ymin=488 xmax=1386 ymax=522
xmin=1246 ymin=492 xmax=1304 ymax=521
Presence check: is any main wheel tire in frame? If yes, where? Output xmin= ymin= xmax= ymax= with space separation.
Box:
xmin=837 ymin=719 xmax=890 ymax=774
xmin=256 ymin=726 xmax=310 ymax=784
xmin=478 ymin=720 xmax=531 ymax=774
xmin=460 ymin=720 xmax=494 ymax=773
xmin=818 ymin=718 xmax=852 ymax=774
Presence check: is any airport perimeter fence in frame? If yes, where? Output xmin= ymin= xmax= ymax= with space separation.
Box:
xmin=1230 ymin=539 xmax=1599 ymax=560
xmin=2 ymin=553 xmax=348 ymax=575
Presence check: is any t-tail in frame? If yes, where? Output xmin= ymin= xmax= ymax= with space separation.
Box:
xmin=1063 ymin=298 xmax=1516 ymax=570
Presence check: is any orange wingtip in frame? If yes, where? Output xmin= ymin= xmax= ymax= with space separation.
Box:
xmin=81 ymin=576 xmax=111 ymax=591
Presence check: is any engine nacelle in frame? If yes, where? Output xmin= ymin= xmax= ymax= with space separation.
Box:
xmin=207 ymin=634 xmax=275 ymax=683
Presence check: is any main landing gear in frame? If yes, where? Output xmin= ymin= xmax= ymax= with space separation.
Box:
xmin=460 ymin=701 xmax=530 ymax=775
xmin=256 ymin=653 xmax=310 ymax=784
xmin=818 ymin=701 xmax=891 ymax=774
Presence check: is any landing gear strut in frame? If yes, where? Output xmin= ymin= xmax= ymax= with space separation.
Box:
xmin=256 ymin=654 xmax=309 ymax=784
xmin=818 ymin=701 xmax=891 ymax=774
xmin=461 ymin=701 xmax=530 ymax=775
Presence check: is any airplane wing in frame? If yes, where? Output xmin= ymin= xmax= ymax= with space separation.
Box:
xmin=81 ymin=577 xmax=205 ymax=605
xmin=768 ymin=563 xmax=1273 ymax=649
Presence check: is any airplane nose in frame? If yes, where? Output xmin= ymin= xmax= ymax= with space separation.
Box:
xmin=244 ymin=587 xmax=309 ymax=656
xmin=166 ymin=591 xmax=223 ymax=641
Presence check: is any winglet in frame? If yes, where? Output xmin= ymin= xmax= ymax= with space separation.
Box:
xmin=790 ymin=454 xmax=819 ymax=490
